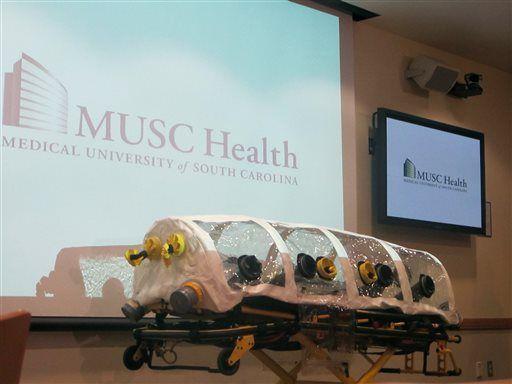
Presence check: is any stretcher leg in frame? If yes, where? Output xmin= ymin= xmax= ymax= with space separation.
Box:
xmin=228 ymin=335 xmax=255 ymax=365
xmin=252 ymin=333 xmax=397 ymax=384
xmin=356 ymin=348 xmax=394 ymax=384
xmin=292 ymin=333 xmax=355 ymax=384
xmin=251 ymin=349 xmax=296 ymax=384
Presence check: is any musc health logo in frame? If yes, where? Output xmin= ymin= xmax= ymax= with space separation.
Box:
xmin=403 ymin=158 xmax=416 ymax=178
xmin=3 ymin=53 xmax=68 ymax=133
xmin=401 ymin=158 xmax=467 ymax=190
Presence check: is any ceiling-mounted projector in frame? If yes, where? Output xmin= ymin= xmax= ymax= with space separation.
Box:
xmin=405 ymin=56 xmax=460 ymax=93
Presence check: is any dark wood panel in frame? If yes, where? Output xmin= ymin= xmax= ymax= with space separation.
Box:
xmin=461 ymin=318 xmax=512 ymax=330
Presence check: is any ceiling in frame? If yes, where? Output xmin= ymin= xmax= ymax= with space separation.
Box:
xmin=346 ymin=0 xmax=512 ymax=73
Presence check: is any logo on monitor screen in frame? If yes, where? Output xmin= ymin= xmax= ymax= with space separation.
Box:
xmin=402 ymin=158 xmax=467 ymax=192
xmin=403 ymin=158 xmax=416 ymax=178
xmin=3 ymin=53 xmax=68 ymax=133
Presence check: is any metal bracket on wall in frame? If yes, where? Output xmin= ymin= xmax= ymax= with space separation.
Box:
xmin=485 ymin=201 xmax=492 ymax=237
xmin=368 ymin=129 xmax=375 ymax=155
xmin=369 ymin=111 xmax=378 ymax=155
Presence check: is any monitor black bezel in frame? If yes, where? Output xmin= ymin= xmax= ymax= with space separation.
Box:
xmin=374 ymin=108 xmax=486 ymax=235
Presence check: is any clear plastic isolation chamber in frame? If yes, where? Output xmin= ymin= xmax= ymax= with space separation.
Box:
xmin=122 ymin=215 xmax=459 ymax=325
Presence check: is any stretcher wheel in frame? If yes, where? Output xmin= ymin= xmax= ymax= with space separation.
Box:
xmin=217 ymin=348 xmax=240 ymax=376
xmin=123 ymin=345 xmax=146 ymax=370
xmin=448 ymin=368 xmax=462 ymax=376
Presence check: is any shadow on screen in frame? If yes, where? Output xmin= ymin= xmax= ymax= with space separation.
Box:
xmin=27 ymin=245 xmax=138 ymax=317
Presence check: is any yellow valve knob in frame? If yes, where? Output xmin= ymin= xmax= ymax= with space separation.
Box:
xmin=144 ymin=236 xmax=163 ymax=260
xmin=162 ymin=243 xmax=172 ymax=259
xmin=358 ymin=260 xmax=378 ymax=285
xmin=124 ymin=249 xmax=144 ymax=267
xmin=161 ymin=243 xmax=173 ymax=267
xmin=165 ymin=233 xmax=186 ymax=256
xmin=316 ymin=257 xmax=337 ymax=280
xmin=160 ymin=233 xmax=186 ymax=267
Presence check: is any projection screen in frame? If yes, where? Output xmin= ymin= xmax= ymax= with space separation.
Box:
xmin=1 ymin=1 xmax=347 ymax=317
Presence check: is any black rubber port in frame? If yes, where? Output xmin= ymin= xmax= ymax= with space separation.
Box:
xmin=237 ymin=255 xmax=262 ymax=281
xmin=419 ymin=274 xmax=436 ymax=298
xmin=375 ymin=263 xmax=394 ymax=287
xmin=412 ymin=274 xmax=436 ymax=301
xmin=296 ymin=253 xmax=317 ymax=279
xmin=170 ymin=286 xmax=199 ymax=314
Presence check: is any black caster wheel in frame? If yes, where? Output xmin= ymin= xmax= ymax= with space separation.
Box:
xmin=123 ymin=345 xmax=145 ymax=371
xmin=217 ymin=348 xmax=240 ymax=376
xmin=448 ymin=368 xmax=462 ymax=376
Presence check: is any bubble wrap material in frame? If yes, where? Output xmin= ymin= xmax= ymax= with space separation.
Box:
xmin=80 ymin=256 xmax=133 ymax=298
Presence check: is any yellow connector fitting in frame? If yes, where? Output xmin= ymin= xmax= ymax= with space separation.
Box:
xmin=358 ymin=260 xmax=378 ymax=285
xmin=317 ymin=257 xmax=337 ymax=280
xmin=159 ymin=233 xmax=186 ymax=267
xmin=169 ymin=233 xmax=186 ymax=256
xmin=144 ymin=236 xmax=163 ymax=260
xmin=164 ymin=233 xmax=186 ymax=256
xmin=162 ymin=243 xmax=173 ymax=267
xmin=124 ymin=249 xmax=144 ymax=267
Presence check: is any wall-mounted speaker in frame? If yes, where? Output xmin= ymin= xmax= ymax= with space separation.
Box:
xmin=405 ymin=55 xmax=460 ymax=93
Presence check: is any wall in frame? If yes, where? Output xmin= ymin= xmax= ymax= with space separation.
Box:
xmin=355 ymin=23 xmax=512 ymax=317
xmin=353 ymin=23 xmax=512 ymax=319
xmin=19 ymin=21 xmax=512 ymax=384
xmin=352 ymin=22 xmax=512 ymax=380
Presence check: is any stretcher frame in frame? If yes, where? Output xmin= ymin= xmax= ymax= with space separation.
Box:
xmin=123 ymin=304 xmax=461 ymax=381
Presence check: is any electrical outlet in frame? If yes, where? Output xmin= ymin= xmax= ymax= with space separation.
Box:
xmin=487 ymin=360 xmax=494 ymax=377
xmin=475 ymin=361 xmax=483 ymax=379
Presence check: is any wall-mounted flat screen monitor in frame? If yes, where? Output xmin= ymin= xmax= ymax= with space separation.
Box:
xmin=374 ymin=108 xmax=485 ymax=234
